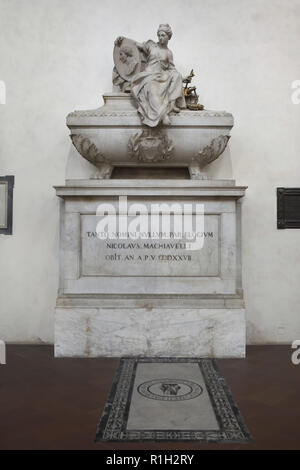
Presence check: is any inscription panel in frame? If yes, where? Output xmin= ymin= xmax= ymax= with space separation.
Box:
xmin=81 ymin=214 xmax=220 ymax=277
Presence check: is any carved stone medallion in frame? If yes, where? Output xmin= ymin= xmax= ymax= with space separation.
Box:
xmin=128 ymin=128 xmax=174 ymax=163
xmin=137 ymin=378 xmax=203 ymax=402
xmin=113 ymin=38 xmax=143 ymax=82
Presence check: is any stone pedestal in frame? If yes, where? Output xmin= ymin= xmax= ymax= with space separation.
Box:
xmin=54 ymin=179 xmax=247 ymax=357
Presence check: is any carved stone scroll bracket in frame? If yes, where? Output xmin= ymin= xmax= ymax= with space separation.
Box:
xmin=70 ymin=134 xmax=113 ymax=179
xmin=90 ymin=164 xmax=113 ymax=180
xmin=189 ymin=135 xmax=230 ymax=179
xmin=128 ymin=128 xmax=174 ymax=163
xmin=188 ymin=164 xmax=208 ymax=180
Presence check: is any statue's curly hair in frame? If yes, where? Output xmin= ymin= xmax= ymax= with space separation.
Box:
xmin=157 ymin=23 xmax=172 ymax=39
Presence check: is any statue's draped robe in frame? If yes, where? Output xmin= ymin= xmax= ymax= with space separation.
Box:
xmin=131 ymin=40 xmax=186 ymax=127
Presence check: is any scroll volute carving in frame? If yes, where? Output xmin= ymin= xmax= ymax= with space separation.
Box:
xmin=196 ymin=135 xmax=230 ymax=167
xmin=70 ymin=134 xmax=108 ymax=167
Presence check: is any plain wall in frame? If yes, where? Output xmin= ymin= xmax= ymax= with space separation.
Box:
xmin=0 ymin=0 xmax=300 ymax=343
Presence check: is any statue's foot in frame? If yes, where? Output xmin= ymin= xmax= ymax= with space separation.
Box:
xmin=162 ymin=115 xmax=171 ymax=125
xmin=170 ymin=100 xmax=181 ymax=113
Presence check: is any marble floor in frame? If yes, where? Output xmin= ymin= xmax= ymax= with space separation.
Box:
xmin=0 ymin=345 xmax=299 ymax=450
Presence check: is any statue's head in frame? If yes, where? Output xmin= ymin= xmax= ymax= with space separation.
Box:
xmin=157 ymin=24 xmax=172 ymax=44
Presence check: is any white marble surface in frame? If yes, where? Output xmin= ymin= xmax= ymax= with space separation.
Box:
xmin=127 ymin=362 xmax=220 ymax=430
xmin=55 ymin=307 xmax=245 ymax=357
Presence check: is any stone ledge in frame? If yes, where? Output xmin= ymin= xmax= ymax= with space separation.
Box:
xmin=54 ymin=179 xmax=247 ymax=198
xmin=56 ymin=294 xmax=245 ymax=309
xmin=64 ymin=178 xmax=237 ymax=187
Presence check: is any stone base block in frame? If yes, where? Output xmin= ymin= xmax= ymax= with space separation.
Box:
xmin=55 ymin=307 xmax=245 ymax=358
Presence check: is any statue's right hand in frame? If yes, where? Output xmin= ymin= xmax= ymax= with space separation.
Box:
xmin=114 ymin=36 xmax=124 ymax=47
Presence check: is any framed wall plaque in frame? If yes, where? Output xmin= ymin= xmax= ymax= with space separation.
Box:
xmin=277 ymin=187 xmax=300 ymax=229
xmin=0 ymin=175 xmax=14 ymax=235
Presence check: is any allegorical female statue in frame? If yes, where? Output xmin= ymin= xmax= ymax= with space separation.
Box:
xmin=114 ymin=24 xmax=186 ymax=127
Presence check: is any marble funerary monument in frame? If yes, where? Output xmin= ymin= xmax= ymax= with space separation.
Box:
xmin=54 ymin=25 xmax=247 ymax=357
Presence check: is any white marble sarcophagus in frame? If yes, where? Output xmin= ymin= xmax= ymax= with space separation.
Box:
xmin=67 ymin=93 xmax=233 ymax=180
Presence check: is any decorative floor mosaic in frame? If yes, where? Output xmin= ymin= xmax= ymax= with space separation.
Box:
xmin=95 ymin=357 xmax=252 ymax=443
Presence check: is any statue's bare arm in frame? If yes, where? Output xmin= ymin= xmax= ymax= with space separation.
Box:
xmin=135 ymin=41 xmax=145 ymax=52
